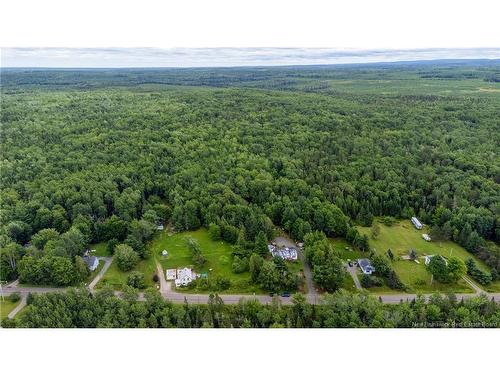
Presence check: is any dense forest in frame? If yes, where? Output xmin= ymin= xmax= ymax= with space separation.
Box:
xmin=1 ymin=62 xmax=499 ymax=288
xmin=2 ymin=288 xmax=499 ymax=328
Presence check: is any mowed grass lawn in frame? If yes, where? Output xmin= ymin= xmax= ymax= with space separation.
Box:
xmin=90 ymin=242 xmax=109 ymax=256
xmin=97 ymin=256 xmax=157 ymax=291
xmin=1 ymin=299 xmax=21 ymax=321
xmin=357 ymin=220 xmax=490 ymax=293
xmin=329 ymin=238 xmax=366 ymax=261
xmin=152 ymin=229 xmax=264 ymax=294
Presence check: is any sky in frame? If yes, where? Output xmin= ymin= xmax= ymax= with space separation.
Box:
xmin=2 ymin=47 xmax=500 ymax=68
xmin=1 ymin=0 xmax=499 ymax=67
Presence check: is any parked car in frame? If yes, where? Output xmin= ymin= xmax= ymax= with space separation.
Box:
xmin=281 ymin=291 xmax=290 ymax=297
xmin=348 ymin=261 xmax=353 ymax=267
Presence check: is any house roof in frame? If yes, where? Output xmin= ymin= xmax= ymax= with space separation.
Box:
xmin=358 ymin=258 xmax=375 ymax=272
xmin=358 ymin=258 xmax=371 ymax=268
xmin=83 ymin=256 xmax=98 ymax=268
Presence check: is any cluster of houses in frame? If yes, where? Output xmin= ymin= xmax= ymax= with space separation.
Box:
xmin=267 ymin=243 xmax=298 ymax=261
xmin=166 ymin=267 xmax=199 ymax=287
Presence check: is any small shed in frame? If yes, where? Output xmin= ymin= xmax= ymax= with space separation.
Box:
xmin=166 ymin=269 xmax=177 ymax=280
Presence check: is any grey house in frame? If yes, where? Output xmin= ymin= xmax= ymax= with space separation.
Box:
xmin=83 ymin=256 xmax=99 ymax=271
xmin=358 ymin=258 xmax=376 ymax=275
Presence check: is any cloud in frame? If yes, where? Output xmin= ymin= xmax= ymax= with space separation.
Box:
xmin=2 ymin=47 xmax=499 ymax=68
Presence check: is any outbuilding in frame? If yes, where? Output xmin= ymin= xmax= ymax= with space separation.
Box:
xmin=411 ymin=217 xmax=423 ymax=230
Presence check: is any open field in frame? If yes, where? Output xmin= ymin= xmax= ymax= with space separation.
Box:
xmin=97 ymin=256 xmax=157 ymax=290
xmin=153 ymin=228 xmax=265 ymax=294
xmin=1 ymin=299 xmax=21 ymax=321
xmin=90 ymin=242 xmax=109 ymax=257
xmin=357 ymin=220 xmax=487 ymax=293
xmin=358 ymin=220 xmax=490 ymax=271
xmin=329 ymin=238 xmax=367 ymax=261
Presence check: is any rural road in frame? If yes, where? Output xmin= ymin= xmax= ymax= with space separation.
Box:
xmin=2 ymin=259 xmax=499 ymax=319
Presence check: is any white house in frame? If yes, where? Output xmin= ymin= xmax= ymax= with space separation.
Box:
xmin=411 ymin=217 xmax=423 ymax=230
xmin=175 ymin=267 xmax=195 ymax=287
xmin=83 ymin=256 xmax=99 ymax=271
xmin=358 ymin=258 xmax=375 ymax=275
xmin=166 ymin=269 xmax=177 ymax=280
xmin=422 ymin=234 xmax=431 ymax=242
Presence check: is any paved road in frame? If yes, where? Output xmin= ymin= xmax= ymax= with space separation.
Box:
xmin=88 ymin=257 xmax=113 ymax=289
xmin=2 ymin=260 xmax=499 ymax=313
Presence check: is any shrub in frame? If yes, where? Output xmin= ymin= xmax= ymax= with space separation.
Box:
xmin=232 ymin=256 xmax=248 ymax=273
xmin=381 ymin=216 xmax=397 ymax=226
xmin=361 ymin=274 xmax=383 ymax=288
xmin=415 ymin=278 xmax=426 ymax=286
xmin=8 ymin=292 xmax=21 ymax=303
xmin=152 ymin=274 xmax=159 ymax=283
xmin=107 ymin=238 xmax=119 ymax=255
xmin=208 ymin=223 xmax=221 ymax=241
xmin=126 ymin=271 xmax=145 ymax=289
xmin=465 ymin=258 xmax=492 ymax=285
xmin=115 ymin=244 xmax=139 ymax=271
xmin=215 ymin=277 xmax=231 ymax=291
xmin=386 ymin=270 xmax=404 ymax=290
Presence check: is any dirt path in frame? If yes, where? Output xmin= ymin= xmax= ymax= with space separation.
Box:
xmin=88 ymin=257 xmax=113 ymax=290
xmin=7 ymin=294 xmax=27 ymax=319
xmin=462 ymin=275 xmax=484 ymax=294
xmin=346 ymin=264 xmax=363 ymax=290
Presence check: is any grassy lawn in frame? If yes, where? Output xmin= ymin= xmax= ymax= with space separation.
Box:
xmin=97 ymin=256 xmax=157 ymax=291
xmin=341 ymin=274 xmax=359 ymax=293
xmin=329 ymin=238 xmax=366 ymax=261
xmin=152 ymin=228 xmax=267 ymax=294
xmin=391 ymin=258 xmax=473 ymax=293
xmin=358 ymin=220 xmax=490 ymax=271
xmin=357 ymin=220 xmax=483 ymax=293
xmin=484 ymin=281 xmax=500 ymax=293
xmin=1 ymin=299 xmax=21 ymax=321
xmin=90 ymin=242 xmax=109 ymax=256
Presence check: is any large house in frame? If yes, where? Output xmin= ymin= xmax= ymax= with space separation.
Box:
xmin=358 ymin=258 xmax=376 ymax=275
xmin=268 ymin=244 xmax=298 ymax=261
xmin=83 ymin=256 xmax=99 ymax=271
xmin=175 ymin=267 xmax=196 ymax=287
xmin=411 ymin=217 xmax=423 ymax=230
